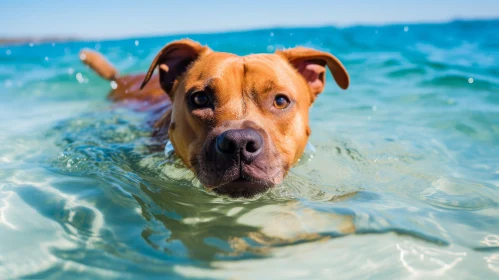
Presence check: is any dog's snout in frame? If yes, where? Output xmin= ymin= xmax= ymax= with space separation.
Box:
xmin=216 ymin=129 xmax=263 ymax=161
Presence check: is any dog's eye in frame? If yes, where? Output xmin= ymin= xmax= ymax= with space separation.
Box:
xmin=190 ymin=91 xmax=211 ymax=108
xmin=273 ymin=95 xmax=290 ymax=109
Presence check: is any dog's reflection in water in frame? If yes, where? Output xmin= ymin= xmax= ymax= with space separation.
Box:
xmin=135 ymin=175 xmax=355 ymax=260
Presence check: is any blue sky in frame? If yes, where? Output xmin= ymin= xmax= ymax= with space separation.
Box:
xmin=1 ymin=0 xmax=498 ymax=38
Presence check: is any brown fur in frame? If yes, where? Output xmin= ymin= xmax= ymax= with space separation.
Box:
xmin=80 ymin=39 xmax=349 ymax=197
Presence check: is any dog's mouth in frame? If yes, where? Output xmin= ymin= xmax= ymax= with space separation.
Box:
xmin=191 ymin=156 xmax=283 ymax=198
xmin=212 ymin=176 xmax=273 ymax=198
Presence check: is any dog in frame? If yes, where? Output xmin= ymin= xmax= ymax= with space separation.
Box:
xmin=80 ymin=39 xmax=349 ymax=198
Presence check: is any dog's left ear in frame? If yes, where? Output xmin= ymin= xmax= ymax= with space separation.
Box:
xmin=140 ymin=39 xmax=211 ymax=98
xmin=276 ymin=47 xmax=349 ymax=102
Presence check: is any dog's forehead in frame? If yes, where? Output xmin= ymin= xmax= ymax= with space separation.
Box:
xmin=187 ymin=52 xmax=297 ymax=86
xmin=243 ymin=54 xmax=298 ymax=86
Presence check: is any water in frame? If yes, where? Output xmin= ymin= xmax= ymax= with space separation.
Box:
xmin=1 ymin=19 xmax=499 ymax=279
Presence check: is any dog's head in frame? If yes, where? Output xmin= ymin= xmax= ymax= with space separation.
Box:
xmin=141 ymin=39 xmax=349 ymax=197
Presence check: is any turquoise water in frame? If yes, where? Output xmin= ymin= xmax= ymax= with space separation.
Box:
xmin=1 ymin=20 xmax=499 ymax=279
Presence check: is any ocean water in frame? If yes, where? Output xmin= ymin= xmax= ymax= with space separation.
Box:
xmin=1 ymin=19 xmax=499 ymax=279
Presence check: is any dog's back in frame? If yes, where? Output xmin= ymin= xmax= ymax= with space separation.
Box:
xmin=79 ymin=49 xmax=169 ymax=105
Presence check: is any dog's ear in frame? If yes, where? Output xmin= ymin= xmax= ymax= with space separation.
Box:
xmin=276 ymin=47 xmax=349 ymax=102
xmin=140 ymin=39 xmax=210 ymax=98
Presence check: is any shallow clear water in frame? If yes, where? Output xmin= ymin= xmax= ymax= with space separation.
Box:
xmin=1 ymin=20 xmax=499 ymax=279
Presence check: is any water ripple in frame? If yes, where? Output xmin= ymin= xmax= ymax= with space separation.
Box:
xmin=1 ymin=20 xmax=499 ymax=278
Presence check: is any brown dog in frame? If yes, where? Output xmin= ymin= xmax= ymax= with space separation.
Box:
xmin=80 ymin=39 xmax=349 ymax=198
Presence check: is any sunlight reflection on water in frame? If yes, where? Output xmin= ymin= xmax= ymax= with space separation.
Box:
xmin=1 ymin=20 xmax=499 ymax=278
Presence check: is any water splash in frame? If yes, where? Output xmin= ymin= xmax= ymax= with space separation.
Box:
xmin=296 ymin=142 xmax=316 ymax=166
xmin=163 ymin=139 xmax=175 ymax=158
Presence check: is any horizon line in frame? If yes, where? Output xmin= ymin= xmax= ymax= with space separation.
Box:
xmin=1 ymin=16 xmax=497 ymax=44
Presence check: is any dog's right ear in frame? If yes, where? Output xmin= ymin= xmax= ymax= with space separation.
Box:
xmin=140 ymin=39 xmax=210 ymax=98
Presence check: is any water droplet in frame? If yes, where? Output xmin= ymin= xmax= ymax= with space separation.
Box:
xmin=95 ymin=43 xmax=101 ymax=50
xmin=164 ymin=140 xmax=175 ymax=157
xmin=404 ymin=26 xmax=409 ymax=32
xmin=76 ymin=73 xmax=84 ymax=83
xmin=266 ymin=45 xmax=275 ymax=52
xmin=5 ymin=80 xmax=13 ymax=88
xmin=68 ymin=68 xmax=74 ymax=75
xmin=5 ymin=49 xmax=11 ymax=55
xmin=297 ymin=142 xmax=316 ymax=165
xmin=372 ymin=105 xmax=377 ymax=111
xmin=79 ymin=53 xmax=87 ymax=60
xmin=270 ymin=32 xmax=274 ymax=37
xmin=29 ymin=43 xmax=34 ymax=47
xmin=110 ymin=81 xmax=118 ymax=89
xmin=468 ymin=78 xmax=474 ymax=84
xmin=44 ymin=56 xmax=49 ymax=61
xmin=51 ymin=43 xmax=55 ymax=47
xmin=134 ymin=40 xmax=139 ymax=46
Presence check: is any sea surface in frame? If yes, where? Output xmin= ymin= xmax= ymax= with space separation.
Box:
xmin=1 ymin=20 xmax=499 ymax=279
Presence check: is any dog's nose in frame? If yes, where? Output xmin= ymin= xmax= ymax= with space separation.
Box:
xmin=216 ymin=128 xmax=263 ymax=162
